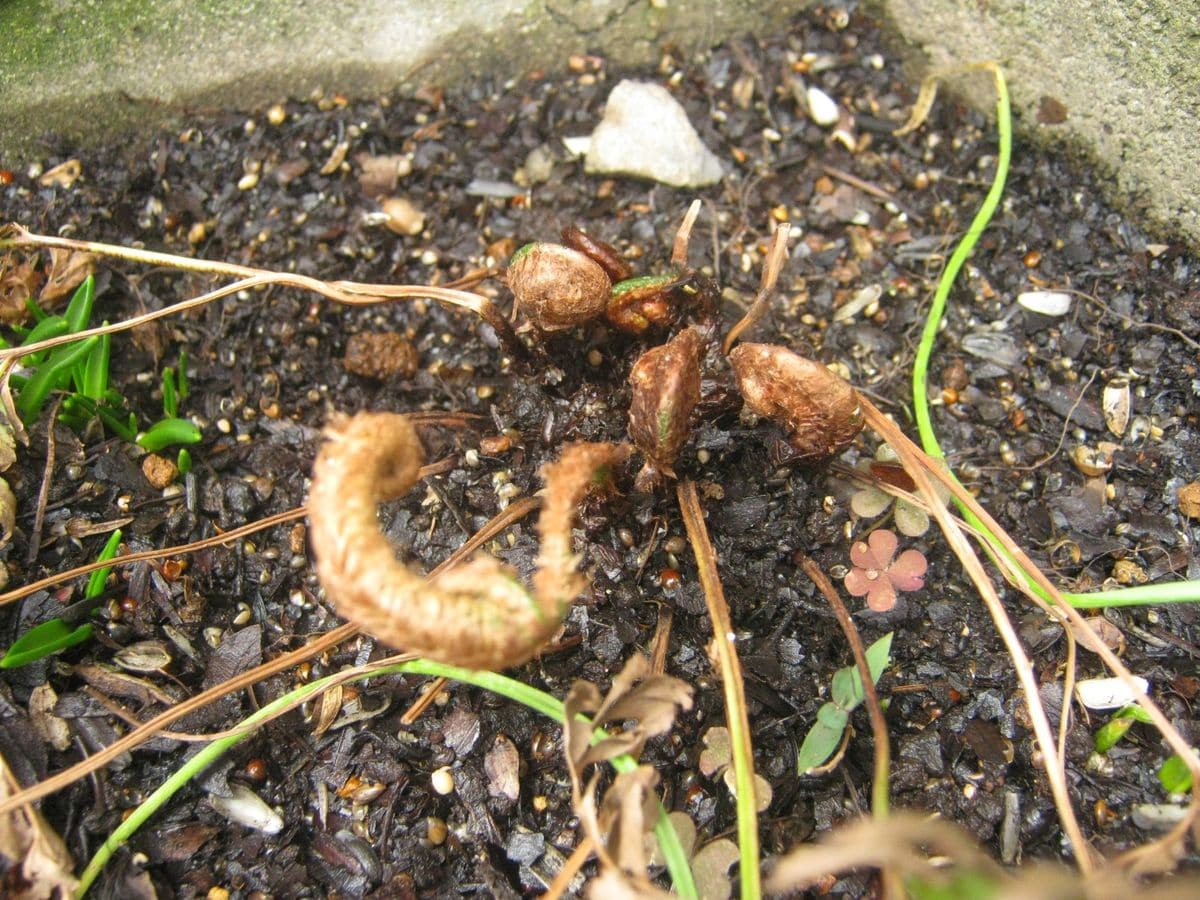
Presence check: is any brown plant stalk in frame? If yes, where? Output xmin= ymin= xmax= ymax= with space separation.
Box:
xmin=678 ymin=479 xmax=760 ymax=900
xmin=862 ymin=398 xmax=1096 ymax=871
xmin=796 ymin=553 xmax=890 ymax=819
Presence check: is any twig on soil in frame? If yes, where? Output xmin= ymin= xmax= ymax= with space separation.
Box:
xmin=820 ymin=164 xmax=926 ymax=226
xmin=0 ymin=225 xmax=530 ymax=367
xmin=722 ymin=222 xmax=790 ymax=355
xmin=1064 ymin=286 xmax=1200 ymax=353
xmin=0 ymin=445 xmax=474 ymax=608
xmin=25 ymin=397 xmax=61 ymax=566
xmin=400 ymin=677 xmax=449 ymax=724
xmin=0 ymin=506 xmax=309 ymax=608
xmin=544 ymin=835 xmax=594 ymax=900
xmin=677 ymin=480 xmax=760 ymax=900
xmin=649 ymin=603 xmax=673 ymax=676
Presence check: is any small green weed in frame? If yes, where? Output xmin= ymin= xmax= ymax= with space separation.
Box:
xmin=0 ymin=528 xmax=121 ymax=668
xmin=797 ymin=632 xmax=893 ymax=773
xmin=9 ymin=276 xmax=202 ymax=457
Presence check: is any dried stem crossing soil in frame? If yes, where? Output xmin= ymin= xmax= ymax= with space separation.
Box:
xmin=2 ymin=7 xmax=1198 ymax=897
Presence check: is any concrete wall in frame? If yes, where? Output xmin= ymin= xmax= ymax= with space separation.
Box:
xmin=880 ymin=0 xmax=1200 ymax=250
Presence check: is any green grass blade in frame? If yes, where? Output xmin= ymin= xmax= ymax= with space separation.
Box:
xmin=0 ymin=619 xmax=94 ymax=669
xmin=63 ymin=275 xmax=96 ymax=332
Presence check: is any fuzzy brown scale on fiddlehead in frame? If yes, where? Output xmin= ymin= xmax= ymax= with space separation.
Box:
xmin=506 ymin=242 xmax=612 ymax=331
xmin=307 ymin=412 xmax=627 ymax=670
xmin=729 ymin=343 xmax=864 ymax=463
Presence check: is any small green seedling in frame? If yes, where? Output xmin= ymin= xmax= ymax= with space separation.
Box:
xmin=1157 ymin=752 xmax=1195 ymax=794
xmin=0 ymin=529 xmax=122 ymax=668
xmin=1094 ymin=708 xmax=1193 ymax=794
xmin=797 ymin=632 xmax=893 ymax=773
xmin=9 ymin=277 xmax=203 ymax=454
xmin=1093 ymin=704 xmax=1154 ymax=753
xmin=136 ymin=417 xmax=202 ymax=453
xmin=136 ymin=349 xmax=201 ymax=452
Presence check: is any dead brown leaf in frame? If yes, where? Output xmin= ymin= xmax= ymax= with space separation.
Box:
xmin=560 ymin=655 xmax=693 ymax=891
xmin=73 ymin=663 xmax=181 ymax=707
xmin=0 ymin=752 xmax=77 ymax=899
xmin=27 ymin=686 xmax=70 ymax=753
xmin=1069 ymin=616 xmax=1125 ymax=655
xmin=578 ymin=765 xmax=661 ymax=881
xmin=39 ymin=249 xmax=95 ymax=307
xmin=356 ymin=153 xmax=412 ymax=197
xmin=0 ymin=254 xmax=39 ymax=324
xmin=484 ymin=734 xmax=521 ymax=802
xmin=37 ymin=159 xmax=81 ymax=189
xmin=311 ymin=683 xmax=343 ymax=735
xmin=563 ymin=654 xmax=693 ymax=787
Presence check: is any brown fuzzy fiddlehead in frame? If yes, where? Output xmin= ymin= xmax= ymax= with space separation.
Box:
xmin=308 ymin=412 xmax=628 ymax=670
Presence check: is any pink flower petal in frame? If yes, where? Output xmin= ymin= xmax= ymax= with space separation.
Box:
xmin=844 ymin=567 xmax=872 ymax=597
xmin=850 ymin=540 xmax=878 ymax=570
xmin=866 ymin=579 xmax=897 ymax=612
xmin=888 ymin=549 xmax=928 ymax=593
xmin=866 ymin=529 xmax=898 ymax=567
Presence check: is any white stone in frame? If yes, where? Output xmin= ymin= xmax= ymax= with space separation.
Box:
xmin=1017 ymin=290 xmax=1072 ymax=316
xmin=208 ymin=783 xmax=284 ymax=833
xmin=1075 ymin=675 xmax=1148 ymax=710
xmin=583 ymin=80 xmax=724 ymax=187
xmin=806 ymin=86 xmax=841 ymax=126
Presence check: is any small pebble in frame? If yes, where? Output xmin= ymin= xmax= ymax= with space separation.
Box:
xmin=379 ymin=197 xmax=425 ymax=236
xmin=208 ymin=783 xmax=283 ymax=833
xmin=266 ymin=104 xmax=287 ymax=125
xmin=1076 ymin=675 xmax=1149 ymax=710
xmin=431 ymin=766 xmax=455 ymax=795
xmin=1017 ymin=290 xmax=1072 ymax=316
xmin=426 ymin=817 xmax=448 ymax=845
xmin=142 ymin=453 xmax=179 ymax=489
xmin=1179 ymin=482 xmax=1200 ymax=519
xmin=583 ymin=80 xmax=724 ymax=187
xmin=805 ymin=86 xmax=840 ymax=126
xmin=236 ymin=172 xmax=259 ymax=191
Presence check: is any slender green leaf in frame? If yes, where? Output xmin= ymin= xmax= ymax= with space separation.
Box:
xmin=63 ymin=275 xmax=96 ymax=332
xmin=1094 ymin=704 xmax=1154 ymax=753
xmin=86 ymin=529 xmax=123 ymax=599
xmin=177 ymin=349 xmax=190 ymax=400
xmin=1094 ymin=717 xmax=1135 ymax=753
xmin=96 ymin=405 xmax=139 ymax=441
xmin=907 ymin=870 xmax=998 ymax=900
xmin=136 ymin=417 xmax=202 ymax=452
xmin=0 ymin=619 xmax=94 ymax=669
xmin=161 ymin=367 xmax=177 ymax=418
xmin=15 ymin=335 xmax=99 ymax=423
xmin=81 ymin=329 xmax=111 ymax=400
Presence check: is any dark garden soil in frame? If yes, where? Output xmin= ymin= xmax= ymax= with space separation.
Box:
xmin=2 ymin=5 xmax=1200 ymax=898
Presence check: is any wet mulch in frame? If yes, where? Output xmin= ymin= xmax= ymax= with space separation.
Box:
xmin=3 ymin=6 xmax=1200 ymax=898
